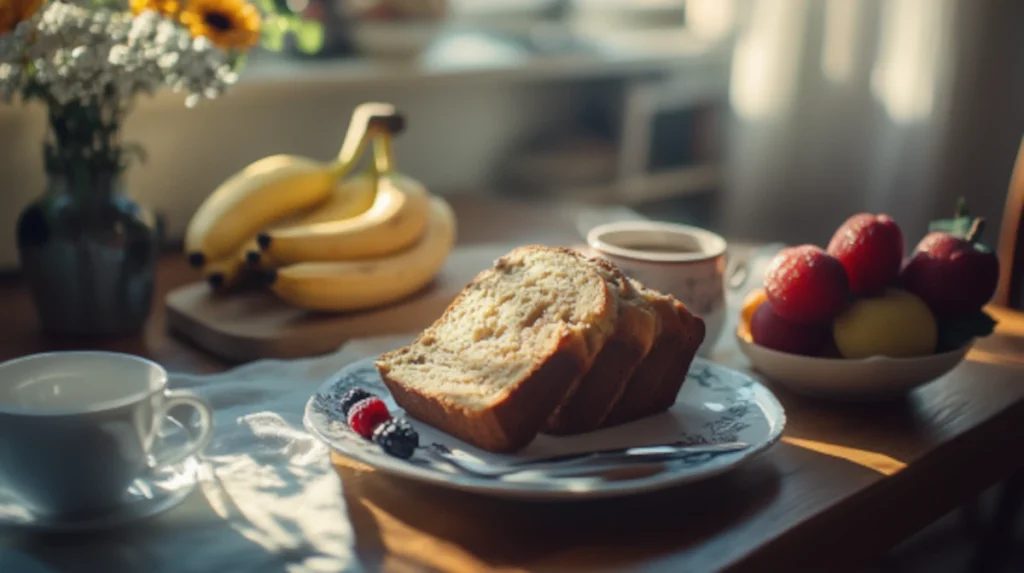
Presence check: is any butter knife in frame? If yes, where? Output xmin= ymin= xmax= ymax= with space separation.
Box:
xmin=422 ymin=441 xmax=751 ymax=479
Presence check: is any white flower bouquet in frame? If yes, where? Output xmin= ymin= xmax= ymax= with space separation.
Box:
xmin=0 ymin=0 xmax=262 ymax=174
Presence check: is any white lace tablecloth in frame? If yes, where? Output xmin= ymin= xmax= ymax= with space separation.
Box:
xmin=0 ymin=244 xmax=784 ymax=573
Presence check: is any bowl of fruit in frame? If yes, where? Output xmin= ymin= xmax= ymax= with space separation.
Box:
xmin=736 ymin=204 xmax=1000 ymax=401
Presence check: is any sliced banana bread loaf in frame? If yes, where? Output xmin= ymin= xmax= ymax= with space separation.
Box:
xmin=601 ymin=282 xmax=705 ymax=427
xmin=542 ymin=256 xmax=659 ymax=435
xmin=375 ymin=246 xmax=617 ymax=453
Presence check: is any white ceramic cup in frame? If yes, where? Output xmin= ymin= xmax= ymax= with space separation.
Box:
xmin=586 ymin=221 xmax=729 ymax=356
xmin=0 ymin=351 xmax=213 ymax=517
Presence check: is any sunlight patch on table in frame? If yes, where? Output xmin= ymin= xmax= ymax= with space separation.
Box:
xmin=783 ymin=437 xmax=907 ymax=476
xmin=988 ymin=306 xmax=1024 ymax=338
xmin=365 ymin=502 xmax=528 ymax=573
xmin=966 ymin=348 xmax=1024 ymax=369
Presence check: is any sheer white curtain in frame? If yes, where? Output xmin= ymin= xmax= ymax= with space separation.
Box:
xmin=719 ymin=0 xmax=1024 ymax=246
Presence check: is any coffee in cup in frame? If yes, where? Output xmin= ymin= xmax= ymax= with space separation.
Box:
xmin=586 ymin=221 xmax=730 ymax=356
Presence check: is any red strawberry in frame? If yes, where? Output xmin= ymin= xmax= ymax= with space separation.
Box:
xmin=346 ymin=397 xmax=391 ymax=439
xmin=826 ymin=213 xmax=904 ymax=296
xmin=764 ymin=245 xmax=849 ymax=324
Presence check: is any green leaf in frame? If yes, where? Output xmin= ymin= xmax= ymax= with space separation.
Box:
xmin=928 ymin=215 xmax=975 ymax=238
xmin=928 ymin=197 xmax=976 ymax=238
xmin=260 ymin=16 xmax=291 ymax=52
xmin=262 ymin=17 xmax=290 ymax=52
xmin=294 ymin=20 xmax=325 ymax=55
xmin=936 ymin=310 xmax=998 ymax=352
xmin=231 ymin=53 xmax=248 ymax=72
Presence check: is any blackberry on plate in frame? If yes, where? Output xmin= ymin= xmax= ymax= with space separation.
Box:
xmin=372 ymin=418 xmax=420 ymax=459
xmin=338 ymin=388 xmax=373 ymax=417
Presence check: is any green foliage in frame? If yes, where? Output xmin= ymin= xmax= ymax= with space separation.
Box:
xmin=41 ymin=85 xmax=140 ymax=177
xmin=85 ymin=0 xmax=131 ymax=10
xmin=253 ymin=0 xmax=325 ymax=55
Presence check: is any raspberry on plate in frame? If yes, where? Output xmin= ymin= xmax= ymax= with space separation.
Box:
xmin=338 ymin=387 xmax=374 ymax=418
xmin=372 ymin=417 xmax=420 ymax=459
xmin=347 ymin=397 xmax=392 ymax=439
xmin=764 ymin=245 xmax=849 ymax=324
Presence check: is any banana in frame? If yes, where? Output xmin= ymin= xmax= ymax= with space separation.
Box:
xmin=256 ymin=171 xmax=431 ymax=265
xmin=242 ymin=173 xmax=379 ymax=270
xmin=185 ymin=155 xmax=344 ymax=266
xmin=291 ymin=172 xmax=378 ymax=225
xmin=268 ymin=196 xmax=457 ymax=312
xmin=185 ymin=102 xmax=405 ymax=268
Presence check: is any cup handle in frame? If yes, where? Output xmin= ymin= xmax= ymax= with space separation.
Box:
xmin=726 ymin=255 xmax=751 ymax=292
xmin=149 ymin=390 xmax=214 ymax=469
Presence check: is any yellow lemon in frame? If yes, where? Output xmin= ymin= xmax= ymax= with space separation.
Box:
xmin=832 ymin=288 xmax=938 ymax=359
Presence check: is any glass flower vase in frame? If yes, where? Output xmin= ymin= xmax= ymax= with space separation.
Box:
xmin=16 ymin=170 xmax=160 ymax=336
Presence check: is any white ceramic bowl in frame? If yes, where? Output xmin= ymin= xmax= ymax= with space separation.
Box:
xmin=349 ymin=21 xmax=446 ymax=59
xmin=735 ymin=328 xmax=973 ymax=401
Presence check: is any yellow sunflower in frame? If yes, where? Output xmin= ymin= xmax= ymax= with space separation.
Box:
xmin=0 ymin=0 xmax=43 ymax=35
xmin=130 ymin=0 xmax=182 ymax=18
xmin=178 ymin=0 xmax=262 ymax=51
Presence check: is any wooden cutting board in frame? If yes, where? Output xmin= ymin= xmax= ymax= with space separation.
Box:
xmin=166 ymin=243 xmax=521 ymax=364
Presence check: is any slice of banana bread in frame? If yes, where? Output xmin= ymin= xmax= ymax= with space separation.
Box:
xmin=542 ymin=256 xmax=659 ymax=435
xmin=647 ymin=302 xmax=706 ymax=415
xmin=375 ymin=246 xmax=617 ymax=453
xmin=601 ymin=283 xmax=705 ymax=427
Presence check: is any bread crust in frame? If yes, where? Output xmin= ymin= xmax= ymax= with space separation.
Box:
xmin=601 ymin=289 xmax=682 ymax=427
xmin=601 ymin=289 xmax=705 ymax=427
xmin=379 ymin=325 xmax=590 ymax=453
xmin=542 ymin=257 xmax=658 ymax=435
xmin=648 ymin=301 xmax=705 ymax=414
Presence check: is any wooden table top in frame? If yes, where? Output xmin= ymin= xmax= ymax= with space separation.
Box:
xmin=2 ymin=197 xmax=1024 ymax=573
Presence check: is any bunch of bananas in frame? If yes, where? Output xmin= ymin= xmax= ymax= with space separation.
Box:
xmin=183 ymin=102 xmax=457 ymax=312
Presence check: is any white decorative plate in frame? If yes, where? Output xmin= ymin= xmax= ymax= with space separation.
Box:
xmin=304 ymin=356 xmax=786 ymax=500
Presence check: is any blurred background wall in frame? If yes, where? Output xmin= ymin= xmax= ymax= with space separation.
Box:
xmin=721 ymin=0 xmax=1024 ymax=246
xmin=0 ymin=0 xmax=1022 ymax=268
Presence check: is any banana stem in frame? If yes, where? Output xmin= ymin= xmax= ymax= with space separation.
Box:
xmin=328 ymin=131 xmax=373 ymax=180
xmin=329 ymin=112 xmax=377 ymax=181
xmin=327 ymin=155 xmax=360 ymax=181
xmin=372 ymin=132 xmax=396 ymax=175
xmin=330 ymin=105 xmax=402 ymax=179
